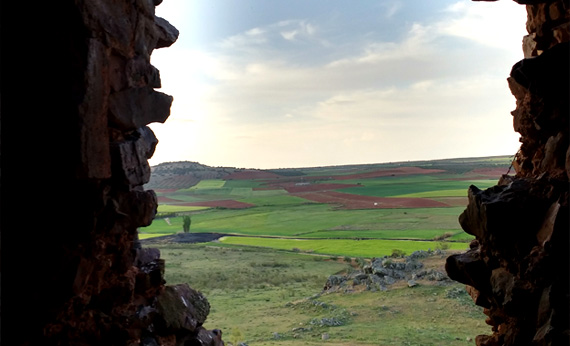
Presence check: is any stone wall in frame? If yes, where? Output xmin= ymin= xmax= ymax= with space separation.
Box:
xmin=446 ymin=1 xmax=569 ymax=345
xmin=4 ymin=0 xmax=567 ymax=345
xmin=7 ymin=1 xmax=223 ymax=345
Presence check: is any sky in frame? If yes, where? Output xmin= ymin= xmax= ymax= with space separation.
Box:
xmin=148 ymin=0 xmax=528 ymax=169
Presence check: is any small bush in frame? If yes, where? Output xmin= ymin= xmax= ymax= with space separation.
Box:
xmin=182 ymin=215 xmax=191 ymax=233
xmin=436 ymin=242 xmax=451 ymax=250
xmin=391 ymin=249 xmax=406 ymax=258
xmin=433 ymin=232 xmax=454 ymax=241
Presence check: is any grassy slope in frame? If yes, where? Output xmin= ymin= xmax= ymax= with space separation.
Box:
xmin=141 ymin=205 xmax=466 ymax=237
xmin=141 ymin=157 xmax=510 ymax=245
xmin=142 ymin=158 xmax=510 ymax=344
xmin=218 ymin=236 xmax=469 ymax=258
xmin=154 ymin=243 xmax=489 ymax=346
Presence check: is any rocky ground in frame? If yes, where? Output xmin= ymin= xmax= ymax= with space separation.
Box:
xmin=324 ymin=249 xmax=454 ymax=293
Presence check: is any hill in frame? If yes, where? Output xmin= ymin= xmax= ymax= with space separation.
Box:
xmin=145 ymin=155 xmax=513 ymax=190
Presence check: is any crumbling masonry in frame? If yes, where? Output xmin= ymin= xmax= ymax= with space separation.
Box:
xmin=3 ymin=0 xmax=568 ymax=345
xmin=446 ymin=1 xmax=569 ymax=345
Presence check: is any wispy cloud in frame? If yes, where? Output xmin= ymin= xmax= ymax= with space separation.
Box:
xmin=149 ymin=0 xmax=527 ymax=168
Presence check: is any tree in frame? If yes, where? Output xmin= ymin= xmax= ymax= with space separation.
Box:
xmin=183 ymin=215 xmax=192 ymax=233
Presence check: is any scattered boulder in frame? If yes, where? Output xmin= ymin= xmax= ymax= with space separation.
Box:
xmin=408 ymin=280 xmax=418 ymax=288
xmin=324 ymin=250 xmax=450 ymax=292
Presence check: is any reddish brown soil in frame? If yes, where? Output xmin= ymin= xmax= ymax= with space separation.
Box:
xmin=292 ymin=191 xmax=450 ymax=209
xmin=470 ymin=167 xmax=510 ymax=177
xmin=225 ymin=170 xmax=283 ymax=180
xmin=278 ymin=183 xmax=361 ymax=193
xmin=177 ymin=200 xmax=255 ymax=209
xmin=333 ymin=167 xmax=445 ymax=180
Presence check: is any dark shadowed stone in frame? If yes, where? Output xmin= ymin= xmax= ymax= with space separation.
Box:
xmin=111 ymin=127 xmax=158 ymax=186
xmin=124 ymin=189 xmax=158 ymax=227
xmin=186 ymin=328 xmax=225 ymax=346
xmin=78 ymin=38 xmax=112 ymax=179
xmin=135 ymin=247 xmax=161 ymax=268
xmin=137 ymin=126 xmax=159 ymax=159
xmin=490 ymin=268 xmax=515 ymax=306
xmin=446 ymin=248 xmax=492 ymax=308
xmin=155 ymin=16 xmax=180 ymax=48
xmin=126 ymin=56 xmax=161 ymax=88
xmin=109 ymin=87 xmax=172 ymax=131
xmin=155 ymin=284 xmax=210 ymax=333
xmin=510 ymin=42 xmax=569 ymax=98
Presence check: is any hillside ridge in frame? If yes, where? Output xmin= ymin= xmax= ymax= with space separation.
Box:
xmin=145 ymin=155 xmax=513 ymax=190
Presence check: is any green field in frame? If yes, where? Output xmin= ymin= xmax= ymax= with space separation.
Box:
xmin=218 ymin=236 xmax=469 ymax=258
xmin=140 ymin=157 xmax=509 ymax=243
xmin=140 ymin=157 xmax=509 ymax=345
xmin=154 ymin=243 xmax=489 ymax=346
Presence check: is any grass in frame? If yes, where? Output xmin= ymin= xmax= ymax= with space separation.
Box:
xmin=392 ymin=189 xmax=469 ymax=198
xmin=140 ymin=205 xmax=466 ymax=237
xmin=141 ymin=157 xmax=508 ymax=345
xmin=156 ymin=204 xmax=209 ymax=213
xmin=337 ymin=177 xmax=497 ymax=198
xmin=151 ymin=243 xmax=488 ymax=346
xmin=218 ymin=236 xmax=469 ymax=258
xmin=298 ymin=229 xmax=467 ymax=241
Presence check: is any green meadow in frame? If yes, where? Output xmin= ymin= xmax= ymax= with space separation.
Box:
xmin=155 ymin=243 xmax=489 ymax=346
xmin=218 ymin=236 xmax=469 ymax=258
xmin=141 ymin=156 xmax=510 ymax=345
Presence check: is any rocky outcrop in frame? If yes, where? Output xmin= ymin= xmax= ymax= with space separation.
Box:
xmin=446 ymin=1 xmax=569 ymax=345
xmin=324 ymin=250 xmax=451 ymax=293
xmin=7 ymin=1 xmax=223 ymax=345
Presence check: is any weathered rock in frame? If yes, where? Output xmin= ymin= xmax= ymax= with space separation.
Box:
xmin=109 ymin=87 xmax=173 ymax=131
xmin=324 ymin=275 xmax=347 ymax=291
xmin=446 ymin=2 xmax=569 ymax=345
xmin=9 ymin=1 xmax=223 ymax=345
xmin=155 ymin=16 xmax=180 ymax=48
xmin=192 ymin=328 xmax=225 ymax=346
xmin=155 ymin=284 xmax=210 ymax=333
xmin=327 ymin=250 xmax=449 ymax=292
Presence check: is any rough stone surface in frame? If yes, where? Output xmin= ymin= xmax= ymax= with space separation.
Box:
xmin=325 ymin=250 xmax=451 ymax=293
xmin=446 ymin=1 xmax=569 ymax=345
xmin=7 ymin=1 xmax=224 ymax=345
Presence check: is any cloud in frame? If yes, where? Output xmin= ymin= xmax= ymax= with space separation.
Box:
xmin=218 ymin=26 xmax=268 ymax=50
xmin=438 ymin=1 xmax=527 ymax=50
xmin=149 ymin=1 xmax=527 ymax=168
xmin=280 ymin=21 xmax=316 ymax=41
xmin=382 ymin=1 xmax=402 ymax=18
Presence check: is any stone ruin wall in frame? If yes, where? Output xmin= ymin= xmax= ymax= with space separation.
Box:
xmin=446 ymin=1 xmax=569 ymax=345
xmin=5 ymin=0 xmax=567 ymax=345
xmin=10 ymin=1 xmax=224 ymax=345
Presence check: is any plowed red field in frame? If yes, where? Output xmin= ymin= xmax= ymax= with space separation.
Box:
xmin=292 ymin=191 xmax=450 ymax=209
xmin=225 ymin=170 xmax=283 ymax=180
xmin=276 ymin=183 xmax=361 ymax=193
xmin=470 ymin=167 xmax=508 ymax=177
xmin=333 ymin=167 xmax=445 ymax=180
